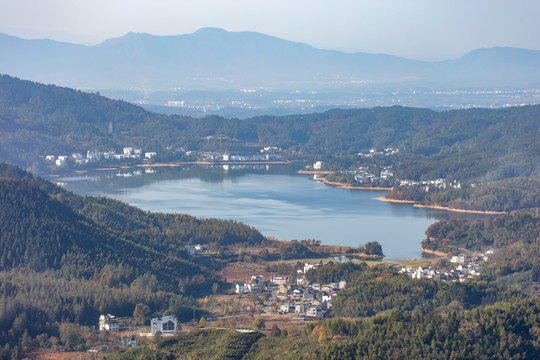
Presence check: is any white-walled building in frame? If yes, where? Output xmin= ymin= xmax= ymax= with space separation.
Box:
xmin=150 ymin=316 xmax=178 ymax=335
xmin=451 ymin=254 xmax=466 ymax=264
xmin=306 ymin=306 xmax=322 ymax=318
xmin=99 ymin=314 xmax=120 ymax=332
xmin=236 ymin=284 xmax=249 ymax=294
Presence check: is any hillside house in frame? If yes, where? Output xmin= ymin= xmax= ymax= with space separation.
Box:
xmin=151 ymin=316 xmax=178 ymax=335
xmin=235 ymin=284 xmax=250 ymax=294
xmin=99 ymin=314 xmax=120 ymax=332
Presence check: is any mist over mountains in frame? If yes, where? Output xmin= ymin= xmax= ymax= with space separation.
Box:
xmin=2 ymin=27 xmax=539 ymax=90
xmin=1 ymin=27 xmax=539 ymax=116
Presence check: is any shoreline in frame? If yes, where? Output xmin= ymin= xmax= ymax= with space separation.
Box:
xmin=421 ymin=248 xmax=448 ymax=257
xmin=48 ymin=160 xmax=295 ymax=175
xmin=137 ymin=160 xmax=294 ymax=167
xmin=413 ymin=204 xmax=507 ymax=215
xmin=313 ymin=177 xmax=392 ymax=191
xmin=375 ymin=196 xmax=415 ymax=204
xmin=375 ymin=196 xmax=507 ymax=215
xmin=297 ymin=169 xmax=335 ymax=175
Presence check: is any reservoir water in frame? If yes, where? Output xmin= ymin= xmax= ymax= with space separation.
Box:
xmin=60 ymin=164 xmax=471 ymax=259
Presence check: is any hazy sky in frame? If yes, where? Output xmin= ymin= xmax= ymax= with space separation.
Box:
xmin=1 ymin=0 xmax=538 ymax=61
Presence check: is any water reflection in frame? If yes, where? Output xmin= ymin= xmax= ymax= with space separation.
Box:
xmin=58 ymin=164 xmax=485 ymax=259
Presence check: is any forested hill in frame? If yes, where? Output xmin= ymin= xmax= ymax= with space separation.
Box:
xmin=0 ymin=176 xmax=211 ymax=293
xmin=1 ymin=74 xmax=539 ymax=182
xmin=0 ymin=73 xmax=191 ymax=170
xmin=0 ymin=163 xmax=264 ymax=292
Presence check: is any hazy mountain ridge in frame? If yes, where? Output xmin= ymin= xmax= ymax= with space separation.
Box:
xmin=1 ymin=28 xmax=538 ymax=91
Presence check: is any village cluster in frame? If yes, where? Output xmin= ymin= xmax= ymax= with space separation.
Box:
xmin=400 ymin=248 xmax=497 ymax=282
xmin=89 ymin=247 xmax=497 ymax=354
xmin=44 ymin=143 xmax=284 ymax=168
xmin=201 ymin=146 xmax=283 ymax=162
xmin=44 ymin=147 xmax=157 ymax=166
xmin=235 ymin=262 xmax=347 ymax=320
xmin=314 ymin=149 xmax=463 ymax=190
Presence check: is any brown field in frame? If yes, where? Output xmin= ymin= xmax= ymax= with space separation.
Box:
xmin=220 ymin=262 xmax=270 ymax=284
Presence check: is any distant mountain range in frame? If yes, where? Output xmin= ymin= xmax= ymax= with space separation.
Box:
xmin=1 ymin=27 xmax=539 ymax=91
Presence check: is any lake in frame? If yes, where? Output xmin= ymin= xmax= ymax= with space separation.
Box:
xmin=59 ymin=164 xmax=472 ymax=259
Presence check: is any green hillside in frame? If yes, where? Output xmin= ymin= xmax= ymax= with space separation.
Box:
xmin=102 ymin=299 xmax=539 ymax=360
xmin=1 ymin=74 xmax=539 ymax=184
xmin=0 ymin=176 xmax=210 ymax=291
xmin=0 ymin=163 xmax=267 ymax=348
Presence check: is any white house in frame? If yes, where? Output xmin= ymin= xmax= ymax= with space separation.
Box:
xmin=380 ymin=170 xmax=394 ymax=180
xmin=150 ymin=316 xmax=178 ymax=335
xmin=450 ymin=254 xmax=466 ymax=263
xmin=313 ymin=161 xmax=324 ymax=170
xmin=280 ymin=302 xmax=294 ymax=313
xmin=306 ymin=306 xmax=322 ymax=318
xmin=145 ymin=152 xmax=157 ymax=159
xmin=123 ymin=147 xmax=134 ymax=156
xmin=235 ymin=284 xmax=250 ymax=294
xmin=87 ymin=151 xmax=101 ymax=161
xmin=296 ymin=276 xmax=308 ymax=286
xmin=303 ymin=263 xmax=319 ymax=274
xmin=99 ymin=314 xmax=120 ymax=332
xmin=321 ymin=294 xmax=333 ymax=303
